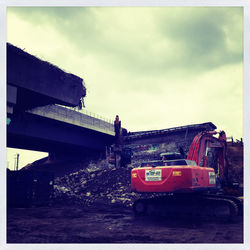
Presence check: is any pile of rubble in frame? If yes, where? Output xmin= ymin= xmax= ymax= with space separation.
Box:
xmin=53 ymin=161 xmax=150 ymax=208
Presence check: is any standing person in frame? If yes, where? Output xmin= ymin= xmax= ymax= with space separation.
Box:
xmin=114 ymin=115 xmax=121 ymax=145
xmin=114 ymin=115 xmax=122 ymax=168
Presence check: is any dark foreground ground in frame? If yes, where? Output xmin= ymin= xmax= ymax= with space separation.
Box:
xmin=7 ymin=203 xmax=243 ymax=244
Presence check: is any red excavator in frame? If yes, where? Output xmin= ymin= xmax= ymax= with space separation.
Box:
xmin=131 ymin=130 xmax=242 ymax=219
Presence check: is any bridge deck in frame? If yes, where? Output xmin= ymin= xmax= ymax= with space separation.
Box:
xmin=27 ymin=105 xmax=115 ymax=136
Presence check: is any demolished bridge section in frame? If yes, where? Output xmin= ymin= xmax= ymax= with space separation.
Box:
xmin=7 ymin=43 xmax=86 ymax=113
xmin=123 ymin=122 xmax=217 ymax=164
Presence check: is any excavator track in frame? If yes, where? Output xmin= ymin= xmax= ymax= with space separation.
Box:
xmin=203 ymin=193 xmax=243 ymax=216
xmin=133 ymin=194 xmax=240 ymax=221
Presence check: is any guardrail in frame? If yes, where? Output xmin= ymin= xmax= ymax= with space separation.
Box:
xmin=27 ymin=104 xmax=115 ymax=136
xmin=60 ymin=105 xmax=113 ymax=124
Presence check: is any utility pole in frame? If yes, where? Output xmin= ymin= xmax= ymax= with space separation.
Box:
xmin=15 ymin=153 xmax=19 ymax=171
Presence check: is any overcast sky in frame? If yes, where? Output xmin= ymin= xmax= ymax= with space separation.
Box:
xmin=6 ymin=7 xmax=243 ymax=168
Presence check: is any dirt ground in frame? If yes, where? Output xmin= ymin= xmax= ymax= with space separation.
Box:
xmin=7 ymin=203 xmax=243 ymax=244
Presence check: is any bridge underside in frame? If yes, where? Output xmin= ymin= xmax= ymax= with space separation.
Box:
xmin=7 ymin=112 xmax=114 ymax=153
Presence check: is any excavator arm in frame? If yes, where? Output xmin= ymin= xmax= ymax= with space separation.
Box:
xmin=187 ymin=130 xmax=228 ymax=182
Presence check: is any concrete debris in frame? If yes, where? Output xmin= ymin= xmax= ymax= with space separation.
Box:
xmin=53 ymin=162 xmax=156 ymax=208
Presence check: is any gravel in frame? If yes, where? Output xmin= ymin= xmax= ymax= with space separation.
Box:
xmin=53 ymin=161 xmax=145 ymax=207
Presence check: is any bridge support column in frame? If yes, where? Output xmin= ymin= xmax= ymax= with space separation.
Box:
xmin=114 ymin=146 xmax=122 ymax=168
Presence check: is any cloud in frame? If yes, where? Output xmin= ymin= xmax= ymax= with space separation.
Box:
xmin=156 ymin=7 xmax=243 ymax=70
xmin=7 ymin=7 xmax=243 ymax=138
xmin=8 ymin=7 xmax=242 ymax=76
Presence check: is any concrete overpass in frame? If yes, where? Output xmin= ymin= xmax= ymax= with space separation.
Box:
xmin=7 ymin=43 xmax=116 ymax=155
xmin=7 ymin=104 xmax=115 ymax=153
